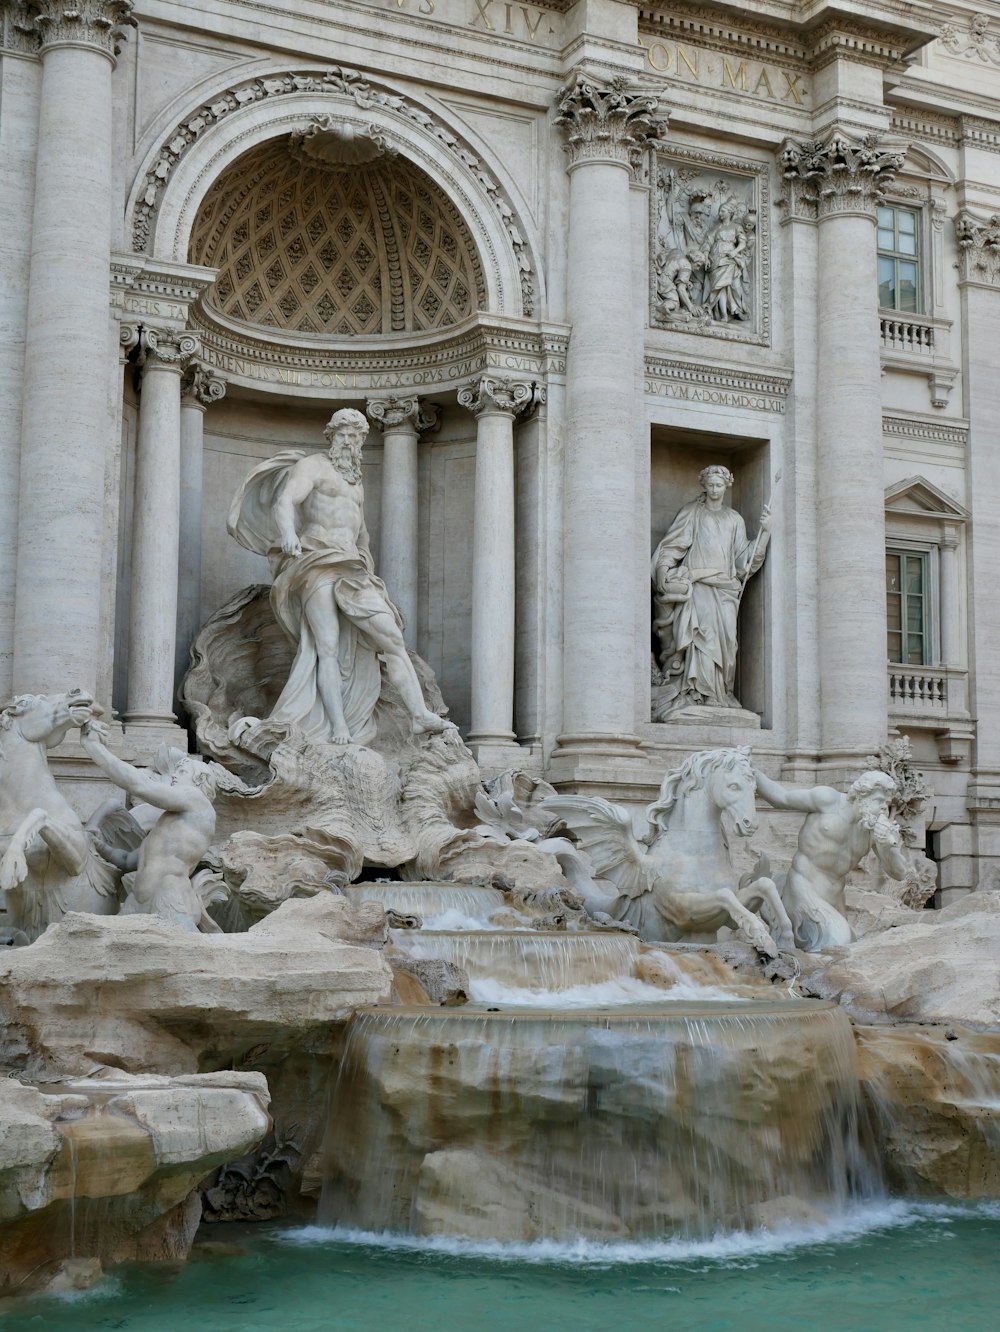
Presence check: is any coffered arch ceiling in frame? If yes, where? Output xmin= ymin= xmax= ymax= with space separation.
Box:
xmin=189 ymin=139 xmax=486 ymax=337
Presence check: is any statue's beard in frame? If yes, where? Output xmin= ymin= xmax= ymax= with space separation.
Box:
xmin=857 ymin=797 xmax=888 ymax=831
xmin=330 ymin=446 xmax=363 ymax=484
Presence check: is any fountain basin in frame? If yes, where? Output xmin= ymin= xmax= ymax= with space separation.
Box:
xmin=320 ymin=999 xmax=872 ymax=1241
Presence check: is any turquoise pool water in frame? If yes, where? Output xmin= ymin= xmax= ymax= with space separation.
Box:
xmin=5 ymin=1203 xmax=999 ymax=1332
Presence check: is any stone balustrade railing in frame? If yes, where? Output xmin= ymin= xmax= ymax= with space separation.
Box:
xmin=888 ymin=663 xmax=968 ymax=716
xmin=880 ymin=314 xmax=935 ymax=355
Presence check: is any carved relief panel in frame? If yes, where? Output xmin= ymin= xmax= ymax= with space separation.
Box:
xmin=649 ymin=150 xmax=770 ymax=345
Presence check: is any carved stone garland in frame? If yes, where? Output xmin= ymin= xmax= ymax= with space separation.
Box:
xmin=131 ymin=65 xmax=537 ymax=316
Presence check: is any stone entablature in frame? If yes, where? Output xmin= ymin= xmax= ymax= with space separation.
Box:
xmin=644 ymin=354 xmax=790 ymax=415
xmin=189 ymin=308 xmax=568 ymax=397
xmin=111 ymin=257 xmax=215 ymax=328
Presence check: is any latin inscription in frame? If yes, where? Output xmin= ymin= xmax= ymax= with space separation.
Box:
xmin=645 ymin=378 xmax=786 ymax=413
xmin=203 ymin=348 xmax=565 ymax=390
xmin=640 ymin=39 xmax=808 ymax=106
xmin=377 ymin=0 xmax=557 ymax=42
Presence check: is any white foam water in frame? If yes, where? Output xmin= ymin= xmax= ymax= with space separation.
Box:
xmin=418 ymin=908 xmax=503 ymax=931
xmin=277 ymin=1199 xmax=987 ymax=1267
xmin=467 ymin=974 xmax=749 ymax=1008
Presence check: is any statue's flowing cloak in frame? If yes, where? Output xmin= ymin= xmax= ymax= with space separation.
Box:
xmin=651 ymin=496 xmax=754 ymax=706
xmin=228 ymin=450 xmax=402 ymax=746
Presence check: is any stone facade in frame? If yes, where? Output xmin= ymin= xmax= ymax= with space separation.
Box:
xmin=1 ymin=0 xmax=999 ymax=896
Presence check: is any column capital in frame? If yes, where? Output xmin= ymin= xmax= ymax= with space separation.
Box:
xmin=31 ymin=1 xmax=136 ymax=61
xmin=181 ymin=361 xmax=227 ymax=410
xmin=122 ymin=323 xmax=200 ymax=373
xmin=780 ymin=130 xmax=906 ymax=221
xmin=956 ymin=209 xmax=1000 ymax=288
xmin=365 ymin=395 xmax=440 ymax=435
xmin=554 ymin=70 xmax=667 ymax=170
xmin=458 ymin=375 xmax=533 ymax=419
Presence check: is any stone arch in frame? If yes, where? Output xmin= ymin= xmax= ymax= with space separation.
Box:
xmin=189 ymin=140 xmax=487 ymax=337
xmin=127 ymin=64 xmax=541 ymax=318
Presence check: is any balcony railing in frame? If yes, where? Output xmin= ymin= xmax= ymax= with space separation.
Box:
xmin=888 ymin=664 xmax=968 ymax=718
xmin=880 ymin=315 xmax=935 ymax=356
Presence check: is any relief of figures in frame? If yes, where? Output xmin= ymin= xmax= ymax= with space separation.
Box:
xmin=652 ymin=167 xmax=756 ymax=329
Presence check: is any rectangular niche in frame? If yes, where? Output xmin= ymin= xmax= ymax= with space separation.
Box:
xmin=649 ymin=147 xmax=770 ymax=346
xmin=650 ymin=425 xmax=771 ymax=724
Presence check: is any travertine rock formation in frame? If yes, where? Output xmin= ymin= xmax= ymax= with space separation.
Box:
xmin=0 ymin=1072 xmax=269 ymax=1296
xmin=800 ymin=892 xmax=1000 ymax=1027
xmin=0 ymin=895 xmax=393 ymax=1078
xmin=856 ymin=1024 xmax=1000 ymax=1198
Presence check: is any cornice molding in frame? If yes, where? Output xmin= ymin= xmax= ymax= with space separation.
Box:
xmin=187 ymin=308 xmax=570 ymax=398
xmin=644 ymin=352 xmax=790 ymax=413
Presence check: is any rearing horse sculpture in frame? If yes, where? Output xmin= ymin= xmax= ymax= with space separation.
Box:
xmin=541 ymin=747 xmax=793 ymax=955
xmin=0 ymin=689 xmax=120 ymax=940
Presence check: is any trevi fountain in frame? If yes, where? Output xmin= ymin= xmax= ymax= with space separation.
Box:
xmin=1 ymin=408 xmax=998 ymax=1330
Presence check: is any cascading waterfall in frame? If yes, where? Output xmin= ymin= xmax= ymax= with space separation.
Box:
xmin=320 ymin=1002 xmax=875 ymax=1240
xmin=344 ymin=883 xmax=506 ymax=924
xmin=395 ymin=930 xmax=641 ymax=989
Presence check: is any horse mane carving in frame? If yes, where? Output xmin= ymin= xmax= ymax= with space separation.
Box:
xmin=648 ymin=746 xmax=754 ymax=833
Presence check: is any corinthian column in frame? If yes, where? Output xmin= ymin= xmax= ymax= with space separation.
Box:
xmin=458 ymin=375 xmax=532 ymax=765
xmin=176 ymin=362 xmax=226 ymax=694
xmin=365 ymin=395 xmax=439 ymax=649
xmin=554 ymin=72 xmax=667 ymax=761
xmin=124 ymin=326 xmax=196 ymax=732
xmin=781 ymin=131 xmax=905 ymax=762
xmin=12 ymin=1 xmax=135 ymax=696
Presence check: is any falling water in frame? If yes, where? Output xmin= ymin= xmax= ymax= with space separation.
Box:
xmin=393 ymin=930 xmax=641 ymax=989
xmin=345 ymin=883 xmax=506 ymax=924
xmin=320 ymin=1000 xmax=876 ymax=1241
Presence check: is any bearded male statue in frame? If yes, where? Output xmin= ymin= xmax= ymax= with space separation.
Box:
xmin=753 ymin=767 xmax=909 ymax=950
xmin=228 ymin=408 xmax=448 ymax=746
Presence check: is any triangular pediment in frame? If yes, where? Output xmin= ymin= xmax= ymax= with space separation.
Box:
xmin=884 ymin=476 xmax=969 ymax=521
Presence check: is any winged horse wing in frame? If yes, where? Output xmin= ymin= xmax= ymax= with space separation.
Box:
xmin=539 ymin=795 xmax=658 ymax=900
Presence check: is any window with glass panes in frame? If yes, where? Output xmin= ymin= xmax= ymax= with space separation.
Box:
xmin=886 ymin=549 xmax=928 ymax=664
xmin=878 ymin=206 xmax=921 ymax=312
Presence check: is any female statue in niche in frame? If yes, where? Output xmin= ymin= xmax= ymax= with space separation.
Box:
xmin=651 ymin=465 xmax=771 ymax=717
